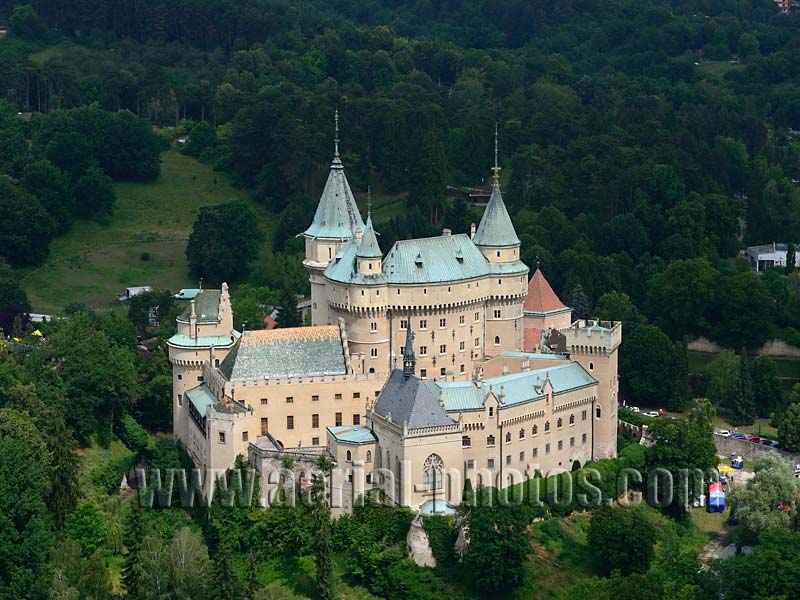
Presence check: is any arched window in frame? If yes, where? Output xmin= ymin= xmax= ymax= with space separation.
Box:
xmin=346 ymin=450 xmax=352 ymax=461
xmin=366 ymin=450 xmax=372 ymax=462
xmin=569 ymin=414 xmax=575 ymax=425
xmin=505 ymin=432 xmax=512 ymax=443
xmin=545 ymin=421 xmax=550 ymax=432
xmin=596 ymin=406 xmax=602 ymax=419
xmin=532 ymin=424 xmax=538 ymax=436
xmin=494 ymin=336 xmax=500 ymax=346
xmin=557 ymin=417 xmax=563 ymax=429
xmin=589 ymin=362 xmax=594 ymax=371
xmin=423 ymin=454 xmax=444 ymax=491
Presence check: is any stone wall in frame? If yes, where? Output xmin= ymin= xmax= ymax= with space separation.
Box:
xmin=714 ymin=435 xmax=800 ymax=465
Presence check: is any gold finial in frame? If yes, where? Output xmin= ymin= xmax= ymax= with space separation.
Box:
xmin=491 ymin=122 xmax=501 ymax=184
xmin=334 ymin=108 xmax=340 ymax=157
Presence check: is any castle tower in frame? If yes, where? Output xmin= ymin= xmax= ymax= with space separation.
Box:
xmin=523 ymin=267 xmax=573 ymax=350
xmin=565 ymin=320 xmax=622 ymax=460
xmin=356 ymin=195 xmax=382 ymax=275
xmin=473 ymin=125 xmax=526 ymax=355
xmin=302 ymin=109 xmax=365 ymax=326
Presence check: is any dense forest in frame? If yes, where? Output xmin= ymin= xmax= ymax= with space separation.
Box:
xmin=2 ymin=1 xmax=800 ymax=597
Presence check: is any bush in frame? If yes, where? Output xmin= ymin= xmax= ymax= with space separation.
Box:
xmin=422 ymin=515 xmax=458 ymax=575
xmin=116 ymin=413 xmax=150 ymax=452
xmin=91 ymin=452 xmax=136 ymax=495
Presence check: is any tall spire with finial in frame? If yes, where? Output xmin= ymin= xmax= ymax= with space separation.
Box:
xmin=491 ymin=122 xmax=501 ymax=186
xmin=334 ymin=107 xmax=340 ymax=158
xmin=367 ymin=186 xmax=372 ymax=220
xmin=403 ymin=319 xmax=416 ymax=378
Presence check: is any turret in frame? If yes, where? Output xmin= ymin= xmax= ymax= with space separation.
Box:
xmin=356 ymin=191 xmax=382 ymax=275
xmin=403 ymin=322 xmax=415 ymax=378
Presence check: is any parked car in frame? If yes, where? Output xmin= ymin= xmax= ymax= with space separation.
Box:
xmin=731 ymin=433 xmax=747 ymax=440
xmin=643 ymin=410 xmax=660 ymax=418
xmin=759 ymin=438 xmax=774 ymax=446
xmin=769 ymin=440 xmax=781 ymax=449
xmin=627 ymin=406 xmax=640 ymax=413
xmin=748 ymin=435 xmax=761 ymax=443
xmin=716 ymin=429 xmax=731 ymax=437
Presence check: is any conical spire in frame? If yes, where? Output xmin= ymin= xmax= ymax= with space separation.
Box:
xmin=403 ymin=320 xmax=416 ymax=378
xmin=357 ymin=188 xmax=382 ymax=258
xmin=303 ymin=109 xmax=365 ymax=239
xmin=472 ymin=124 xmax=520 ymax=248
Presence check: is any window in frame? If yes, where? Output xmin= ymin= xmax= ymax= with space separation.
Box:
xmin=218 ymin=432 xmax=226 ymax=444
xmin=582 ymin=433 xmax=587 ymax=444
xmin=496 ymin=251 xmax=501 ymax=258
xmin=596 ymin=406 xmax=602 ymax=419
xmin=177 ymin=374 xmax=182 ymax=381
xmin=312 ymin=437 xmax=319 ymax=446
xmin=569 ymin=414 xmax=575 ymax=425
xmin=558 ymin=440 xmax=563 ymax=450
xmin=589 ymin=362 xmax=594 ymax=371
xmin=498 ymin=279 xmax=502 ymax=285
xmin=286 ymin=396 xmax=294 ymax=403
xmin=557 ymin=417 xmax=563 ymax=429
xmin=366 ymin=473 xmax=372 ymax=483
xmin=353 ymin=414 xmax=360 ymax=425
xmin=420 ymin=369 xmax=427 ymax=378
xmin=519 ymin=451 xmax=525 ymax=462
xmin=420 ymin=319 xmax=427 ymax=329
xmin=493 ymin=309 xmax=501 ymax=318
xmin=287 ymin=416 xmax=294 ymax=430
xmin=506 ymin=455 xmax=512 ymax=465
xmin=439 ymin=318 xmax=446 ymax=328
xmin=419 ymin=345 xmax=428 ymax=356
xmin=353 ymin=392 xmax=361 ymax=399
xmin=475 ymin=337 xmax=480 ymax=347
xmin=335 ymin=412 xmax=342 ymax=426
xmin=487 ymin=435 xmax=496 ymax=447
xmin=447 ymin=286 xmax=451 ymax=293
xmin=370 ymin=321 xmax=377 ymax=332
xmin=545 ymin=443 xmax=551 ymax=454
xmin=462 ymin=436 xmax=471 ymax=448
xmin=439 ymin=344 xmax=446 ymax=354
xmin=519 ymin=428 xmax=525 ymax=440
xmin=488 ymin=458 xmax=495 ymax=469
xmin=467 ymin=459 xmax=475 ymax=469
xmin=460 ymin=364 xmax=465 ymax=373
xmin=545 ymin=421 xmax=550 ymax=432
xmin=366 ymin=450 xmax=372 ymax=462
xmin=214 ymin=359 xmax=220 ymax=368
xmin=494 ymin=336 xmax=500 ymax=346
xmin=489 ymin=406 xmax=494 ymax=417
xmin=177 ymin=394 xmax=182 ymax=406
xmin=440 ymin=367 xmax=446 ymax=376
xmin=459 ymin=315 xmax=465 ymax=325
xmin=400 ymin=319 xmax=408 ymax=330
xmin=532 ymin=447 xmax=538 ymax=458
xmin=582 ymin=409 xmax=587 ymax=421
xmin=370 ymin=348 xmax=378 ymax=358
xmin=532 ymin=424 xmax=538 ymax=436
xmin=197 ymin=375 xmax=204 ymax=382
xmin=474 ymin=312 xmax=480 ymax=322
xmin=570 ymin=437 xmax=575 ymax=447
xmin=258 ymin=398 xmax=267 ymax=406
xmin=423 ymin=454 xmax=444 ymax=491
xmin=505 ymin=432 xmax=512 ymax=444
xmin=312 ymin=395 xmax=319 ymax=402
xmin=242 ymin=431 xmax=249 ymax=442
xmin=261 ymin=418 xmax=268 ymax=435
xmin=368 ymin=262 xmax=373 ymax=271
xmin=312 ymin=414 xmax=319 ymax=428
xmin=346 ymin=450 xmax=352 ymax=461
xmin=335 ymin=393 xmax=342 ymax=400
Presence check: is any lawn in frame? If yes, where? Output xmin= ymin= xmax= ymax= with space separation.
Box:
xmin=22 ymin=150 xmax=257 ymax=314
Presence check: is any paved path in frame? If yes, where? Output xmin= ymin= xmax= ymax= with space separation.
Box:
xmin=699 ymin=523 xmax=733 ymax=568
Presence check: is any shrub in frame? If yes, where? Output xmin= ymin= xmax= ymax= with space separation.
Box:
xmin=116 ymin=413 xmax=149 ymax=452
xmin=422 ymin=515 xmax=458 ymax=574
xmin=91 ymin=453 xmax=136 ymax=495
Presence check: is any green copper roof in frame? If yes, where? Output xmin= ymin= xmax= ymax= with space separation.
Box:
xmin=427 ymin=362 xmax=596 ymax=412
xmin=356 ymin=216 xmax=382 ymax=258
xmin=472 ymin=183 xmax=520 ymax=247
xmin=177 ymin=289 xmax=221 ymax=323
xmin=168 ymin=334 xmax=236 ymax=348
xmin=186 ymin=384 xmax=217 ymax=415
xmin=327 ymin=425 xmax=377 ymax=444
xmin=303 ymin=156 xmax=365 ymax=239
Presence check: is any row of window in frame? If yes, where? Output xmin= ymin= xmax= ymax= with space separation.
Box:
xmin=221 ymin=430 xmax=324 ymax=447
xmin=344 ymin=449 xmax=372 ymax=462
xmin=465 ymin=434 xmax=589 ymax=469
xmin=472 ymin=410 xmax=599 ymax=448
xmin=257 ymin=392 xmax=368 ymax=405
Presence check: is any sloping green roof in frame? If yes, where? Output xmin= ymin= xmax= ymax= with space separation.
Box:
xmin=472 ymin=184 xmax=520 ymax=247
xmin=186 ymin=384 xmax=217 ymax=415
xmin=221 ymin=326 xmax=347 ymax=381
xmin=174 ymin=288 xmax=201 ymax=300
xmin=327 ymin=425 xmax=377 ymax=444
xmin=356 ymin=216 xmax=382 ymax=258
xmin=168 ymin=334 xmax=236 ymax=348
xmin=419 ymin=499 xmax=457 ymax=515
xmin=427 ymin=362 xmax=597 ymax=412
xmin=177 ymin=289 xmax=221 ymax=323
xmin=303 ymin=157 xmax=365 ymax=239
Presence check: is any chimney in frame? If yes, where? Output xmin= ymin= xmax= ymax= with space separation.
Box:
xmin=470 ymin=223 xmax=476 ymax=239
xmin=442 ymin=228 xmax=452 ymax=236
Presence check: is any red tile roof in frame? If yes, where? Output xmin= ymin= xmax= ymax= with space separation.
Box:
xmin=524 ymin=328 xmax=542 ymax=352
xmin=524 ymin=268 xmax=567 ymax=313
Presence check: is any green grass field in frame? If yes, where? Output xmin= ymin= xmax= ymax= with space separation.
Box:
xmin=22 ymin=151 xmax=255 ymax=314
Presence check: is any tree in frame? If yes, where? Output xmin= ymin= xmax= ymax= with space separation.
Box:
xmin=621 ymin=324 xmax=675 ymax=408
xmin=73 ymin=165 xmax=116 ymax=220
xmin=0 ymin=175 xmax=57 ymax=267
xmin=586 ymin=506 xmax=656 ymax=575
xmin=731 ymin=349 xmax=756 ymax=426
xmin=707 ymin=350 xmax=740 ymax=411
xmin=778 ymin=401 xmax=800 ymax=452
xmin=729 ymin=453 xmax=799 ymax=542
xmin=211 ymin=544 xmax=242 ymax=600
xmin=169 ymin=527 xmax=211 ymax=599
xmin=594 ymin=291 xmax=644 ymax=335
xmin=21 ymin=159 xmax=73 ymax=232
xmin=570 ymin=283 xmax=590 ymax=320
xmin=669 ymin=337 xmax=690 ymax=411
xmin=645 ymin=258 xmax=717 ymax=339
xmin=687 ymin=398 xmax=716 ymax=437
xmin=65 ymin=500 xmax=108 ymax=556
xmin=738 ymin=33 xmax=760 ymax=60
xmin=787 ymin=242 xmax=796 ymax=275
xmin=751 ymin=355 xmax=782 ymax=417
xmin=186 ymin=202 xmax=263 ymax=284
xmin=464 ymin=505 xmax=529 ymax=596
xmin=311 ymin=459 xmax=334 ymax=600
xmin=277 ymin=289 xmax=302 ymax=328
xmin=9 ymin=4 xmax=48 ymax=40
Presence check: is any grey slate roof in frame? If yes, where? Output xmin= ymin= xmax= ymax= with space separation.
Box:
xmin=374 ymin=369 xmax=456 ymax=429
xmin=303 ymin=156 xmax=365 ymax=239
xmin=219 ymin=326 xmax=347 ymax=381
xmin=178 ymin=290 xmax=221 ymax=323
xmin=356 ymin=216 xmax=382 ymax=258
xmin=324 ymin=232 xmax=528 ymax=285
xmin=472 ymin=183 xmax=520 ymax=247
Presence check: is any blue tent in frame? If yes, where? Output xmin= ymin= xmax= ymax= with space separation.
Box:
xmin=708 ymin=482 xmax=725 ymax=513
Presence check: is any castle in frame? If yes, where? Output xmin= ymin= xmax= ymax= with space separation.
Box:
xmin=168 ymin=117 xmax=621 ymax=513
